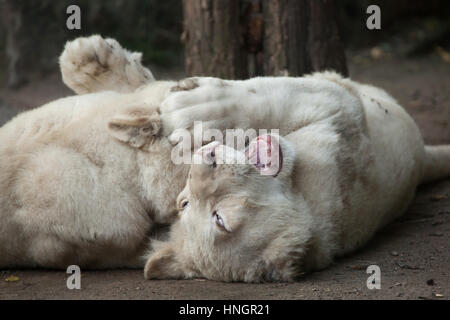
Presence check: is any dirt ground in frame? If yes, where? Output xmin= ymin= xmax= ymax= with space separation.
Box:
xmin=0 ymin=52 xmax=449 ymax=300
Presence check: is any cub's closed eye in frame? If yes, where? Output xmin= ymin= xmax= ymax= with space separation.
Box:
xmin=212 ymin=210 xmax=230 ymax=232
xmin=179 ymin=199 xmax=189 ymax=211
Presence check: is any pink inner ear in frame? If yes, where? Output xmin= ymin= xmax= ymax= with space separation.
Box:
xmin=245 ymin=135 xmax=283 ymax=176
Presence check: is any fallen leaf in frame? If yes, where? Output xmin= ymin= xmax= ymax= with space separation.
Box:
xmin=5 ymin=275 xmax=19 ymax=282
xmin=370 ymin=47 xmax=383 ymax=60
xmin=395 ymin=262 xmax=423 ymax=270
xmin=436 ymin=47 xmax=450 ymax=63
xmin=430 ymin=194 xmax=448 ymax=201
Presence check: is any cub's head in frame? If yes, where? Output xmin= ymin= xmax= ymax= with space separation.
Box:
xmin=144 ymin=135 xmax=313 ymax=282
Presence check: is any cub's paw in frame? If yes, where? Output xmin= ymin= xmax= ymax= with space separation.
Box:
xmin=168 ymin=77 xmax=230 ymax=94
xmin=59 ymin=35 xmax=154 ymax=94
xmin=161 ymin=77 xmax=232 ymax=113
xmin=169 ymin=78 xmax=200 ymax=92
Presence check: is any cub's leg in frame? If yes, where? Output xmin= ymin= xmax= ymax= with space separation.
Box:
xmin=160 ymin=76 xmax=352 ymax=143
xmin=59 ymin=35 xmax=154 ymax=94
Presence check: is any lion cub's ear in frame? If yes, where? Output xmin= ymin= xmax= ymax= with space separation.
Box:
xmin=108 ymin=107 xmax=161 ymax=148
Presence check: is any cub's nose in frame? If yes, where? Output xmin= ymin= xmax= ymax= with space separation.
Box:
xmin=189 ymin=142 xmax=222 ymax=197
xmin=195 ymin=141 xmax=221 ymax=165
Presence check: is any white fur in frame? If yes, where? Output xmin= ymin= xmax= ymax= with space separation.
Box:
xmin=2 ymin=36 xmax=448 ymax=276
xmin=0 ymin=83 xmax=197 ymax=268
xmin=145 ymin=72 xmax=450 ymax=282
xmin=0 ymin=36 xmax=189 ymax=268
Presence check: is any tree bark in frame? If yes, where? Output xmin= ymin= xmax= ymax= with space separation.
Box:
xmin=182 ymin=0 xmax=247 ymax=79
xmin=1 ymin=0 xmax=24 ymax=87
xmin=264 ymin=0 xmax=347 ymax=76
xmin=307 ymin=0 xmax=347 ymax=75
xmin=183 ymin=0 xmax=347 ymax=78
xmin=263 ymin=0 xmax=310 ymax=76
xmin=242 ymin=0 xmax=264 ymax=77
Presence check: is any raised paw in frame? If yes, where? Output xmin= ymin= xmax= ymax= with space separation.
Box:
xmin=59 ymin=35 xmax=154 ymax=94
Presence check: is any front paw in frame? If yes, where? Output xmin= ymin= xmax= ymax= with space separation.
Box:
xmin=160 ymin=77 xmax=232 ymax=113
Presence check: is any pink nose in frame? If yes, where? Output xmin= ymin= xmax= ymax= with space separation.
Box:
xmin=245 ymin=134 xmax=282 ymax=176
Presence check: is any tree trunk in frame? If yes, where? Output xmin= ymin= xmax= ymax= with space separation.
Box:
xmin=183 ymin=0 xmax=347 ymax=78
xmin=263 ymin=0 xmax=310 ymax=76
xmin=264 ymin=0 xmax=347 ymax=76
xmin=182 ymin=0 xmax=247 ymax=79
xmin=1 ymin=0 xmax=24 ymax=88
xmin=307 ymin=0 xmax=347 ymax=75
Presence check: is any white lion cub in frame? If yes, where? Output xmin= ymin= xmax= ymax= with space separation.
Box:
xmin=144 ymin=73 xmax=450 ymax=282
xmin=0 ymin=35 xmax=187 ymax=269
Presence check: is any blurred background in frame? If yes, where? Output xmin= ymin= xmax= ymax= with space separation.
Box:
xmin=0 ymin=0 xmax=449 ymax=144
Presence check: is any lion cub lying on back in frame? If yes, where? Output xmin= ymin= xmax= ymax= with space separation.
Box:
xmin=144 ymin=73 xmax=450 ymax=282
